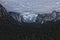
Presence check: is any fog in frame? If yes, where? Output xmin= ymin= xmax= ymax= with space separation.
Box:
xmin=0 ymin=0 xmax=60 ymax=13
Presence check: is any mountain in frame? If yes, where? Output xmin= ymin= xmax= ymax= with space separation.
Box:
xmin=0 ymin=4 xmax=8 ymax=16
xmin=36 ymin=10 xmax=60 ymax=24
xmin=8 ymin=12 xmax=22 ymax=23
xmin=8 ymin=10 xmax=60 ymax=24
xmin=0 ymin=3 xmax=60 ymax=24
xmin=0 ymin=4 xmax=21 ymax=28
xmin=8 ymin=11 xmax=38 ymax=23
xmin=0 ymin=4 xmax=59 ymax=40
xmin=20 ymin=12 xmax=38 ymax=23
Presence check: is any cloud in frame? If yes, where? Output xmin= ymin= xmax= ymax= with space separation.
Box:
xmin=0 ymin=0 xmax=60 ymax=13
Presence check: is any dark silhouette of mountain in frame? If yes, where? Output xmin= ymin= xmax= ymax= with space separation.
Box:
xmin=8 ymin=12 xmax=22 ymax=23
xmin=0 ymin=4 xmax=21 ymax=31
xmin=0 ymin=4 xmax=8 ymax=17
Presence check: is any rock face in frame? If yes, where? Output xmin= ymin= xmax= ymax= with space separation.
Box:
xmin=0 ymin=4 xmax=21 ymax=26
xmin=0 ymin=4 xmax=8 ymax=17
xmin=36 ymin=10 xmax=60 ymax=24
xmin=8 ymin=12 xmax=22 ymax=23
xmin=55 ymin=11 xmax=60 ymax=21
xmin=36 ymin=14 xmax=43 ymax=24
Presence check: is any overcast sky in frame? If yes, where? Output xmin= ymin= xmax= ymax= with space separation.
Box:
xmin=0 ymin=0 xmax=60 ymax=13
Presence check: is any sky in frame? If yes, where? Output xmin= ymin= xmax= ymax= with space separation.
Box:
xmin=0 ymin=0 xmax=60 ymax=13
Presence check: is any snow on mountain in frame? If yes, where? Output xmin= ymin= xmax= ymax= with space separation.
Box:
xmin=21 ymin=11 xmax=38 ymax=23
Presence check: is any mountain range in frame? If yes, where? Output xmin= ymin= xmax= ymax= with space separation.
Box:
xmin=8 ymin=10 xmax=60 ymax=24
xmin=0 ymin=3 xmax=60 ymax=24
